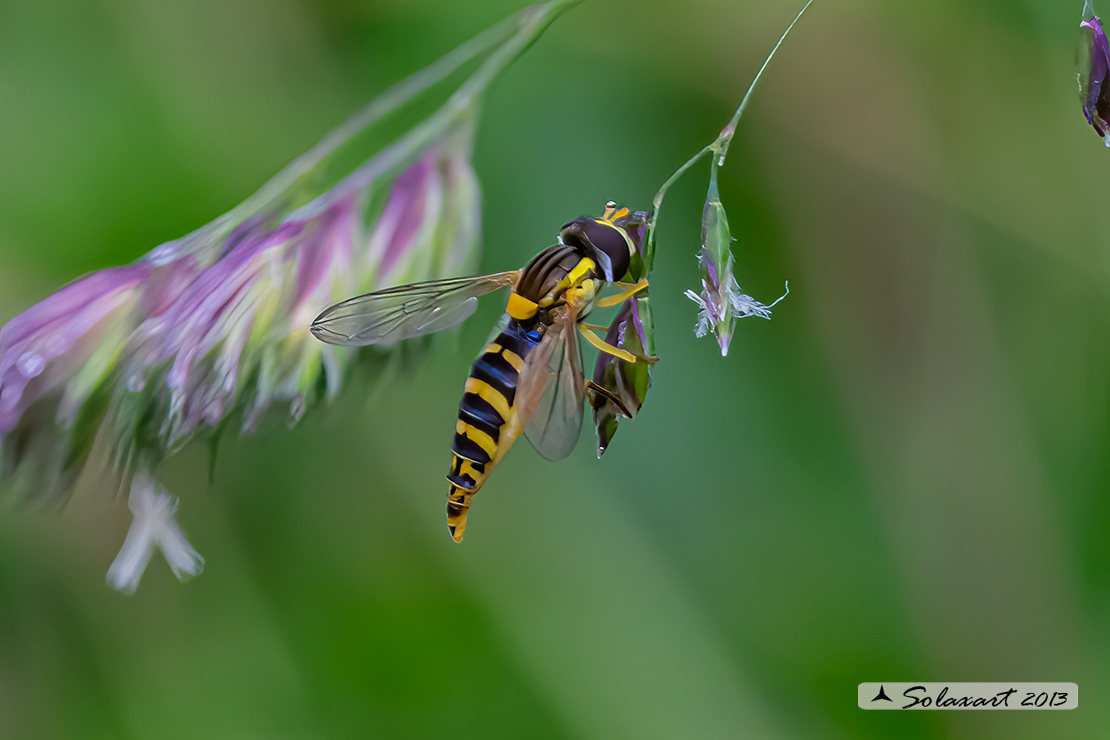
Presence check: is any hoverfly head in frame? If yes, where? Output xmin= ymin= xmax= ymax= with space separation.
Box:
xmin=558 ymin=201 xmax=645 ymax=282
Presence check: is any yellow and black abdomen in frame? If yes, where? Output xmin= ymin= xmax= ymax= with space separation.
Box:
xmin=446 ymin=321 xmax=541 ymax=542
xmin=445 ymin=242 xmax=599 ymax=542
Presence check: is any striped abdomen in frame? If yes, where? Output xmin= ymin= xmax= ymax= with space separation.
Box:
xmin=446 ymin=321 xmax=541 ymax=542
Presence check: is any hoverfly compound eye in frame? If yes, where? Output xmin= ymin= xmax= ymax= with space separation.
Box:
xmin=558 ymin=219 xmax=587 ymax=250
xmin=579 ymin=219 xmax=631 ymax=282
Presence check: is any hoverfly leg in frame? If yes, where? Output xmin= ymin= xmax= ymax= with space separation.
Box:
xmin=585 ymin=380 xmax=633 ymax=419
xmin=577 ymin=323 xmax=660 ymax=364
xmin=596 ymin=278 xmax=649 ymax=308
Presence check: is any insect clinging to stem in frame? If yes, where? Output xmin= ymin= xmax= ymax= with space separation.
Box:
xmin=311 ymin=201 xmax=655 ymax=541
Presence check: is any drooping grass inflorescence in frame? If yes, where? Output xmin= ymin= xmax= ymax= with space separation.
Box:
xmin=0 ymin=1 xmax=575 ymax=592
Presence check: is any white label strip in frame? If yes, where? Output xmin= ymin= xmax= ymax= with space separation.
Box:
xmin=858 ymin=683 xmax=1078 ymax=710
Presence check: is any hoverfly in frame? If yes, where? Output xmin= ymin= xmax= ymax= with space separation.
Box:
xmin=311 ymin=202 xmax=655 ymax=541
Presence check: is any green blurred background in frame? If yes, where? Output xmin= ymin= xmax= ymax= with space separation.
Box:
xmin=0 ymin=0 xmax=1104 ymax=737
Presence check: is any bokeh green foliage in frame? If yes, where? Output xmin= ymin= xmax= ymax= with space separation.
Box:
xmin=0 ymin=0 xmax=1106 ymax=738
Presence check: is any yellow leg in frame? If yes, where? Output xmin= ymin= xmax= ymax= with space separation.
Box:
xmin=578 ymin=324 xmax=659 ymax=364
xmin=596 ymin=278 xmax=649 ymax=308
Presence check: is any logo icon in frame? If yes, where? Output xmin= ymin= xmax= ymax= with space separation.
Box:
xmin=872 ymin=685 xmax=893 ymax=703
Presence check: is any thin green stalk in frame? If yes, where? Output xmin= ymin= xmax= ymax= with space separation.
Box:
xmin=642 ymin=0 xmax=816 ymax=274
xmin=185 ymin=1 xmax=582 ymax=250
xmin=295 ymin=0 xmax=578 ymax=221
xmin=714 ymin=0 xmax=816 ymax=165
xmin=643 ymin=145 xmax=712 ymax=272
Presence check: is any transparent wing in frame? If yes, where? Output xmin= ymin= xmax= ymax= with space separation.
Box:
xmin=517 ymin=307 xmax=585 ymax=462
xmin=310 ymin=271 xmax=519 ymax=346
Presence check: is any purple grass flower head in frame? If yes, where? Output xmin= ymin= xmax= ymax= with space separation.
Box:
xmin=0 ymin=1 xmax=571 ymax=592
xmin=684 ymin=180 xmax=787 ymax=357
xmin=591 ymin=297 xmax=651 ymax=457
xmin=1079 ymin=3 xmax=1110 ymax=144
xmin=0 ymin=265 xmax=150 ymax=436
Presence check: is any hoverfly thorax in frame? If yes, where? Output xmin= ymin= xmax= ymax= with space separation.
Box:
xmin=516 ymin=244 xmax=586 ymax=312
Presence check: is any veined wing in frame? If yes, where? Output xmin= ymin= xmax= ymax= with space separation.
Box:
xmin=310 ymin=271 xmax=519 ymax=346
xmin=516 ymin=306 xmax=585 ymax=461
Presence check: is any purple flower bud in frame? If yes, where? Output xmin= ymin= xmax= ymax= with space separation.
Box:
xmin=614 ymin=209 xmax=650 ymax=281
xmin=591 ymin=297 xmax=651 ymax=457
xmin=1080 ymin=8 xmax=1110 ymax=144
